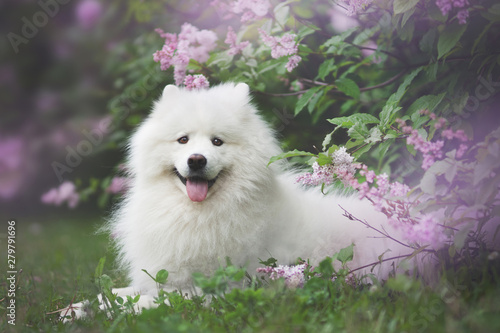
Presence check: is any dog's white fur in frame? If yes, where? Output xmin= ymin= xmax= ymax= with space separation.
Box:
xmin=111 ymin=83 xmax=410 ymax=294
xmin=63 ymin=83 xmax=412 ymax=319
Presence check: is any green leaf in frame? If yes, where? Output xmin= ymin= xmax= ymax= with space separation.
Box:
xmin=322 ymin=131 xmax=336 ymax=151
xmin=317 ymin=59 xmax=336 ymax=81
xmin=207 ymin=52 xmax=233 ymax=69
xmin=365 ymin=127 xmax=383 ymax=143
xmin=393 ymin=0 xmax=420 ymax=14
xmin=444 ymin=163 xmax=458 ymax=183
xmin=398 ymin=17 xmax=415 ymax=41
xmin=420 ymin=171 xmax=436 ymax=195
xmin=328 ymin=113 xmax=379 ymax=127
xmin=98 ymin=274 xmax=114 ymax=292
xmin=408 ymin=93 xmax=446 ymax=118
xmin=337 ymin=243 xmax=355 ymax=265
xmin=274 ymin=4 xmax=290 ymax=26
xmin=94 ymin=256 xmax=106 ymax=279
xmin=352 ymin=143 xmax=374 ymax=158
xmin=437 ymin=22 xmax=467 ymax=59
xmin=401 ymin=6 xmax=417 ymax=28
xmin=295 ymin=87 xmax=322 ymax=115
xmin=380 ymin=67 xmax=423 ymax=127
xmin=348 ymin=123 xmax=369 ymax=140
xmin=317 ymin=256 xmax=334 ymax=276
xmin=335 ymin=77 xmax=360 ymax=99
xmin=268 ymin=149 xmax=315 ymax=166
xmin=419 ymin=29 xmax=436 ymax=54
xmin=391 ymin=67 xmax=423 ymax=104
xmin=155 ymin=269 xmax=169 ymax=284
xmin=297 ymin=25 xmax=318 ymax=39
xmin=308 ymin=88 xmax=325 ymax=114
xmin=471 ymin=21 xmax=493 ymax=55
xmin=316 ymin=153 xmax=332 ymax=166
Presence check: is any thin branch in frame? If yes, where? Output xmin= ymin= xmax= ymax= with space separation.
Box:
xmin=347 ymin=253 xmax=415 ymax=274
xmin=257 ymin=70 xmax=408 ymax=98
xmin=339 ymin=204 xmax=429 ymax=252
xmin=348 ymin=43 xmax=408 ymax=64
xmin=358 ymin=70 xmax=407 ymax=91
xmin=255 ymin=89 xmax=308 ymax=97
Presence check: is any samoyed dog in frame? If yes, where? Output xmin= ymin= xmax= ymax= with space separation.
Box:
xmin=63 ymin=83 xmax=410 ymax=318
xmin=111 ymin=82 xmax=410 ymax=291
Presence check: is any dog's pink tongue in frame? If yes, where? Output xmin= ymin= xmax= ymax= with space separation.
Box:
xmin=186 ymin=179 xmax=208 ymax=202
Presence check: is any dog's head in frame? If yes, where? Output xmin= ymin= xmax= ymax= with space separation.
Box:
xmin=128 ymin=83 xmax=280 ymax=203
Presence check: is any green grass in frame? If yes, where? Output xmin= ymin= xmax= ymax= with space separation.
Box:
xmin=1 ymin=217 xmax=500 ymax=332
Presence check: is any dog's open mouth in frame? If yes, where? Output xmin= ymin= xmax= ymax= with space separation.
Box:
xmin=174 ymin=169 xmax=218 ymax=202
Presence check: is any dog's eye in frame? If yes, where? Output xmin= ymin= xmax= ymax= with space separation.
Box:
xmin=212 ymin=138 xmax=223 ymax=146
xmin=177 ymin=136 xmax=189 ymax=144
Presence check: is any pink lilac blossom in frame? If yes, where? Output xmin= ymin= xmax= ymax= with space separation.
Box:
xmin=402 ymin=214 xmax=447 ymax=249
xmin=257 ymin=263 xmax=307 ymax=288
xmin=258 ymin=29 xmax=302 ymax=72
xmin=41 ymin=181 xmax=79 ymax=208
xmin=183 ymin=74 xmax=210 ymax=90
xmin=456 ymin=9 xmax=469 ymax=24
xmin=153 ymin=23 xmax=218 ymax=85
xmin=296 ymin=147 xmax=358 ymax=187
xmin=296 ymin=162 xmax=335 ymax=186
xmin=396 ymin=118 xmax=445 ymax=170
xmin=398 ymin=113 xmax=470 ymax=167
xmin=285 ymin=55 xmax=302 ymax=72
xmin=342 ymin=0 xmax=374 ymax=16
xmin=225 ymin=26 xmax=250 ymax=55
xmin=295 ymin=147 xmax=359 ymax=186
xmin=106 ymin=177 xmax=130 ymax=194
xmin=435 ymin=0 xmax=470 ymax=24
xmin=295 ymin=143 xmax=448 ymax=249
xmin=231 ymin=0 xmax=271 ymax=22
xmin=75 ymin=0 xmax=102 ymax=29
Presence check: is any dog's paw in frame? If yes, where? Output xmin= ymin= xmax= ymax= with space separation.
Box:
xmin=59 ymin=300 xmax=91 ymax=322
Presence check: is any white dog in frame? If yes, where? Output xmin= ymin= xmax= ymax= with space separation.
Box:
xmin=63 ymin=83 xmax=411 ymax=319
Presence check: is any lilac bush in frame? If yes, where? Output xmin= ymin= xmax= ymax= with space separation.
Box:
xmin=153 ymin=23 xmax=218 ymax=85
xmin=27 ymin=0 xmax=499 ymax=279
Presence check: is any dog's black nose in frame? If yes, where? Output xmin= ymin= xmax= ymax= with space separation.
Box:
xmin=187 ymin=154 xmax=207 ymax=171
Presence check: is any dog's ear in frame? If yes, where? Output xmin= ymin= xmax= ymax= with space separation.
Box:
xmin=233 ymin=82 xmax=251 ymax=106
xmin=162 ymin=84 xmax=180 ymax=98
xmin=234 ymin=82 xmax=249 ymax=96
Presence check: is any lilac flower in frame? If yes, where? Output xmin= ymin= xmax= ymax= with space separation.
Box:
xmin=285 ymin=55 xmax=302 ymax=72
xmin=456 ymin=143 xmax=468 ymax=158
xmin=225 ymin=26 xmax=250 ymax=55
xmin=435 ymin=0 xmax=470 ymax=24
xmin=342 ymin=0 xmax=374 ymax=16
xmin=153 ymin=23 xmax=218 ymax=85
xmin=41 ymin=181 xmax=79 ymax=208
xmin=402 ymin=214 xmax=447 ymax=249
xmin=106 ymin=177 xmax=130 ymax=195
xmin=75 ymin=0 xmax=102 ymax=29
xmin=362 ymin=170 xmax=376 ymax=183
xmin=296 ymin=162 xmax=335 ymax=186
xmin=457 ymin=9 xmax=469 ymax=24
xmin=398 ymin=119 xmax=445 ymax=170
xmin=296 ymin=147 xmax=357 ymax=186
xmin=257 ymin=263 xmax=307 ymax=288
xmin=333 ymin=146 xmax=354 ymax=166
xmin=258 ymin=29 xmax=302 ymax=72
xmin=389 ymin=181 xmax=410 ymax=197
xmin=184 ymin=74 xmax=210 ymax=90
xmin=232 ymin=0 xmax=271 ymax=22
